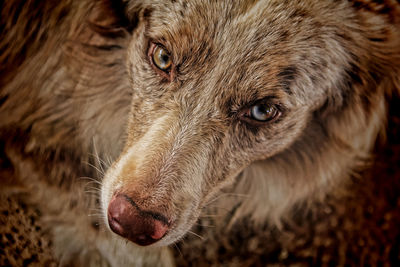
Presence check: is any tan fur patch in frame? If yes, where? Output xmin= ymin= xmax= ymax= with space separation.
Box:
xmin=1 ymin=0 xmax=400 ymax=265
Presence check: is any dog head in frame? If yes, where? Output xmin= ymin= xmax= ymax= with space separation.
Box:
xmin=101 ymin=0 xmax=397 ymax=246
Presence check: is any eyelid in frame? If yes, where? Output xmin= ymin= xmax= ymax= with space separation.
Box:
xmin=239 ymin=97 xmax=279 ymax=112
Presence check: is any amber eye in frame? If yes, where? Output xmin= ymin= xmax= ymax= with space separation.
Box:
xmin=249 ymin=103 xmax=279 ymax=122
xmin=152 ymin=45 xmax=172 ymax=71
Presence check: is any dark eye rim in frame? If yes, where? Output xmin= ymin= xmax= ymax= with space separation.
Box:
xmin=148 ymin=42 xmax=175 ymax=81
xmin=238 ymin=101 xmax=282 ymax=126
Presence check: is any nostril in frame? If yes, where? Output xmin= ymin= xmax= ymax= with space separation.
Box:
xmin=107 ymin=194 xmax=170 ymax=246
xmin=150 ymin=218 xmax=169 ymax=240
xmin=108 ymin=212 xmax=125 ymax=236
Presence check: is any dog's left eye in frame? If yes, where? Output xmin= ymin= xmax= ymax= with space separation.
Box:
xmin=240 ymin=103 xmax=280 ymax=123
xmin=250 ymin=104 xmax=278 ymax=122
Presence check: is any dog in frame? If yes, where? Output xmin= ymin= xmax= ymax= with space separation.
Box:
xmin=1 ymin=0 xmax=399 ymax=266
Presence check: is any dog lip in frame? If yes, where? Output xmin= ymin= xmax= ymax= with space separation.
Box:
xmin=133 ymin=235 xmax=161 ymax=246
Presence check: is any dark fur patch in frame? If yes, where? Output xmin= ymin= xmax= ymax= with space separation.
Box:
xmin=277 ymin=66 xmax=297 ymax=95
xmin=350 ymin=0 xmax=400 ymax=23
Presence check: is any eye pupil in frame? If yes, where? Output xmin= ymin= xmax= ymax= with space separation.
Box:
xmin=162 ymin=55 xmax=169 ymax=62
xmin=250 ymin=104 xmax=277 ymax=122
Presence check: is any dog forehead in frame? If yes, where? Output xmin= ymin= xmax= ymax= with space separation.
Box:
xmin=144 ymin=0 xmax=342 ymax=109
xmin=147 ymin=0 xmax=290 ymax=46
xmin=146 ymin=1 xmax=299 ymax=82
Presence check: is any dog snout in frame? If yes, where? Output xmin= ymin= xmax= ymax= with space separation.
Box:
xmin=107 ymin=193 xmax=170 ymax=246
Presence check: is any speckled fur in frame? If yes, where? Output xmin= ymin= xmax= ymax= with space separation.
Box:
xmin=0 ymin=0 xmax=399 ymax=266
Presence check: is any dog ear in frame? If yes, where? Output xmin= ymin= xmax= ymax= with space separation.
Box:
xmin=89 ymin=0 xmax=149 ymax=36
xmin=123 ymin=0 xmax=152 ymax=23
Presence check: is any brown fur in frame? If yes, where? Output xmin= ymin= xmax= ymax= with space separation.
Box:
xmin=1 ymin=0 xmax=400 ymax=266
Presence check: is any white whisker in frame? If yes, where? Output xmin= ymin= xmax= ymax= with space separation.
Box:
xmin=173 ymin=244 xmax=183 ymax=257
xmin=187 ymin=230 xmax=204 ymax=240
xmin=84 ymin=161 xmax=105 ymax=175
xmin=79 ymin=176 xmax=102 ymax=185
xmin=199 ymin=214 xmax=222 ymax=218
xmin=194 ymin=223 xmax=215 ymax=228
xmin=204 ymin=192 xmax=249 ymax=207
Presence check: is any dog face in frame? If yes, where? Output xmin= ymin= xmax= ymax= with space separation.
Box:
xmin=101 ymin=0 xmax=365 ymax=246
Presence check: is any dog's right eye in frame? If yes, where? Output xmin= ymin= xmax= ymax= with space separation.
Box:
xmin=148 ymin=42 xmax=174 ymax=81
xmin=152 ymin=45 xmax=172 ymax=71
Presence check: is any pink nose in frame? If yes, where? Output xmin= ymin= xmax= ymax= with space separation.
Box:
xmin=107 ymin=194 xmax=170 ymax=246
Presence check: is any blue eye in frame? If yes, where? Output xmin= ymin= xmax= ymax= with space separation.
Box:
xmin=250 ymin=104 xmax=278 ymax=122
